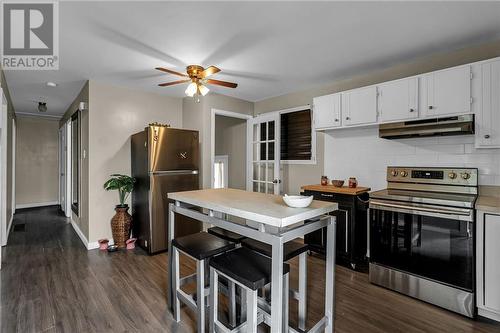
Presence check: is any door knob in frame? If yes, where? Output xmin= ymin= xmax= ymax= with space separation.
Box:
xmin=410 ymin=108 xmax=415 ymax=112
xmin=346 ymin=117 xmax=350 ymax=120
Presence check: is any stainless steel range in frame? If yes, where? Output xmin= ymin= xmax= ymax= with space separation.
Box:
xmin=369 ymin=166 xmax=478 ymax=317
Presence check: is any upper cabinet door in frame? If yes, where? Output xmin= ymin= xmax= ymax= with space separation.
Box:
xmin=378 ymin=77 xmax=419 ymax=123
xmin=426 ymin=65 xmax=471 ymax=117
xmin=342 ymin=86 xmax=377 ymax=126
xmin=477 ymin=60 xmax=500 ymax=148
xmin=313 ymin=93 xmax=341 ymax=130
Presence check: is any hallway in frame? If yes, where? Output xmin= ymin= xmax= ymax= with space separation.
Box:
xmin=0 ymin=206 xmax=191 ymax=332
xmin=1 ymin=207 xmax=500 ymax=333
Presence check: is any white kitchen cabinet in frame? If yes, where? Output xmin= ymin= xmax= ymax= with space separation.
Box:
xmin=313 ymin=93 xmax=342 ymax=130
xmin=378 ymin=77 xmax=419 ymax=123
xmin=477 ymin=211 xmax=500 ymax=322
xmin=341 ymin=86 xmax=377 ymax=126
xmin=476 ymin=60 xmax=500 ymax=148
xmin=425 ymin=65 xmax=471 ymax=117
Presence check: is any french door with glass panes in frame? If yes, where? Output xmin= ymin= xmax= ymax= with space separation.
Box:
xmin=247 ymin=113 xmax=281 ymax=195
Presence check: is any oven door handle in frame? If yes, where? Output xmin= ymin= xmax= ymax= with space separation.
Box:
xmin=369 ymin=200 xmax=474 ymax=222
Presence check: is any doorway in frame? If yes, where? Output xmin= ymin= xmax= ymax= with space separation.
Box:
xmin=210 ymin=109 xmax=252 ymax=190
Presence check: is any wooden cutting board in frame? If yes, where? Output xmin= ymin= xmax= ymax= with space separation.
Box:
xmin=301 ymin=184 xmax=371 ymax=195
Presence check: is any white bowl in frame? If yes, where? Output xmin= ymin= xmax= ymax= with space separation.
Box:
xmin=282 ymin=194 xmax=313 ymax=208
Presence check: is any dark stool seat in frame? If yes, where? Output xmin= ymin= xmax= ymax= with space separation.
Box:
xmin=172 ymin=232 xmax=235 ymax=260
xmin=241 ymin=238 xmax=309 ymax=261
xmin=208 ymin=227 xmax=246 ymax=243
xmin=210 ymin=247 xmax=290 ymax=290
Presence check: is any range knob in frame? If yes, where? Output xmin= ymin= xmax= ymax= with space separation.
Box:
xmin=390 ymin=169 xmax=398 ymax=177
xmin=400 ymin=171 xmax=408 ymax=177
xmin=448 ymin=172 xmax=457 ymax=179
xmin=461 ymin=173 xmax=471 ymax=180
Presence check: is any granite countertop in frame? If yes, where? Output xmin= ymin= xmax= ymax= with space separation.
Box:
xmin=476 ymin=186 xmax=500 ymax=214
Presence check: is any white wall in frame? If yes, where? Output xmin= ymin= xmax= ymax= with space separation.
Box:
xmin=88 ymin=81 xmax=183 ymax=244
xmin=324 ymin=127 xmax=500 ymax=191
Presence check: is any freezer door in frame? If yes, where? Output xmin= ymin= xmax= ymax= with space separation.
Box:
xmin=149 ymin=172 xmax=201 ymax=253
xmin=149 ymin=127 xmax=199 ymax=172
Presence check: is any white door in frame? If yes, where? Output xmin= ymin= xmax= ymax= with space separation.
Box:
xmin=426 ymin=65 xmax=471 ymax=117
xmin=378 ymin=77 xmax=419 ymax=123
xmin=342 ymin=86 xmax=378 ymax=126
xmin=247 ymin=113 xmax=281 ymax=195
xmin=477 ymin=60 xmax=500 ymax=147
xmin=59 ymin=126 xmax=66 ymax=213
xmin=313 ymin=93 xmax=342 ymax=129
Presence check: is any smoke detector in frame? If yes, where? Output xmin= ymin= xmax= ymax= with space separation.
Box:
xmin=38 ymin=102 xmax=47 ymax=112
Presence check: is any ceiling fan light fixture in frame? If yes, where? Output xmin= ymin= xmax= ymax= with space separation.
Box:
xmin=185 ymin=82 xmax=197 ymax=97
xmin=198 ymin=84 xmax=209 ymax=96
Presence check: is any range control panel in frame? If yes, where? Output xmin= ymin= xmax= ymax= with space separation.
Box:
xmin=387 ymin=167 xmax=478 ymax=186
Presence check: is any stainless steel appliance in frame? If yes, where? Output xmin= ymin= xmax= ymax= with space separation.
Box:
xmin=131 ymin=126 xmax=202 ymax=254
xmin=369 ymin=166 xmax=478 ymax=317
xmin=379 ymin=114 xmax=474 ymax=139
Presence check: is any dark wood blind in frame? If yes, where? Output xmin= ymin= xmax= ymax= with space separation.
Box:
xmin=280 ymin=109 xmax=312 ymax=160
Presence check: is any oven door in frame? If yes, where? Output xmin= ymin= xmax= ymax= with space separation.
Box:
xmin=369 ymin=199 xmax=474 ymax=291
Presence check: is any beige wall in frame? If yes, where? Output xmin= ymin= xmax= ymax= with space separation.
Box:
xmin=183 ymin=93 xmax=253 ymax=189
xmin=254 ymin=39 xmax=500 ymax=194
xmin=60 ymin=82 xmax=89 ymax=238
xmin=88 ymin=81 xmax=183 ymax=243
xmin=215 ymin=115 xmax=247 ymax=190
xmin=1 ymin=68 xmax=16 ymax=237
xmin=15 ymin=117 xmax=59 ymax=205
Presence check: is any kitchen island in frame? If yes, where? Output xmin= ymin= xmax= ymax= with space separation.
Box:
xmin=167 ymin=188 xmax=338 ymax=333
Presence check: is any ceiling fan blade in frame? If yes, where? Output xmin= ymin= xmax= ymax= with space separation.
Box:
xmin=205 ymin=79 xmax=238 ymax=88
xmin=200 ymin=66 xmax=220 ymax=78
xmin=155 ymin=67 xmax=188 ymax=77
xmin=158 ymin=79 xmax=191 ymax=87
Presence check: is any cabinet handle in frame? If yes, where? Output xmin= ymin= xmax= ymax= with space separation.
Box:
xmin=321 ymin=193 xmax=334 ymax=198
xmin=428 ymin=105 xmax=434 ymax=110
xmin=346 ymin=117 xmax=350 ymax=120
xmin=410 ymin=108 xmax=415 ymax=112
xmin=484 ymin=134 xmax=491 ymax=139
xmin=334 ymin=118 xmax=339 ymax=122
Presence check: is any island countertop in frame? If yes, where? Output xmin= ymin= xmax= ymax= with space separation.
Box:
xmin=167 ymin=188 xmax=337 ymax=228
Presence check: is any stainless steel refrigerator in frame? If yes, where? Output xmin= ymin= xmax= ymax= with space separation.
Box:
xmin=131 ymin=126 xmax=202 ymax=254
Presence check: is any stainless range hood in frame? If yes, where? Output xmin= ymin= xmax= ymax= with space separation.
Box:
xmin=379 ymin=114 xmax=474 ymax=139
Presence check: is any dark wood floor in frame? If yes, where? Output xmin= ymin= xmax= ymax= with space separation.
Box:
xmin=1 ymin=206 xmax=499 ymax=333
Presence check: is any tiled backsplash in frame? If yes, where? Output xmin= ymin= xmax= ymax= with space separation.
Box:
xmin=324 ymin=127 xmax=500 ymax=191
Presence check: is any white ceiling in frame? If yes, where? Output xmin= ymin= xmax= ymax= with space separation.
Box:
xmin=5 ymin=1 xmax=500 ymax=117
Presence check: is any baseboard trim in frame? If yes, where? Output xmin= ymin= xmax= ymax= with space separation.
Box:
xmin=16 ymin=201 xmax=59 ymax=209
xmin=69 ymin=218 xmax=114 ymax=250
xmin=70 ymin=218 xmax=89 ymax=249
xmin=7 ymin=214 xmax=13 ymax=236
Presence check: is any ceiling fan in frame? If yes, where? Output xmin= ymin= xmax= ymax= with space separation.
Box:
xmin=155 ymin=65 xmax=237 ymax=99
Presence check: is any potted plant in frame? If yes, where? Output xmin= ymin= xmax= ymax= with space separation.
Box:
xmin=103 ymin=174 xmax=136 ymax=248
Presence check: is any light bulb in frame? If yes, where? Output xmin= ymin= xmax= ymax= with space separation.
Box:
xmin=198 ymin=84 xmax=209 ymax=96
xmin=185 ymin=82 xmax=197 ymax=97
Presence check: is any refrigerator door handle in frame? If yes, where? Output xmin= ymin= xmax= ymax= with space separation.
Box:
xmin=150 ymin=170 xmax=199 ymax=176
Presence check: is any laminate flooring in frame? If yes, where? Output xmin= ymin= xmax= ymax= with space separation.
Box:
xmin=1 ymin=206 xmax=499 ymax=333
